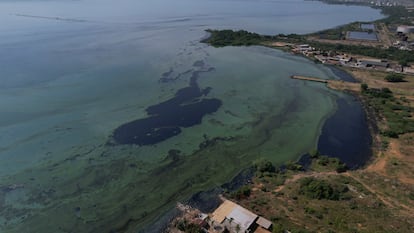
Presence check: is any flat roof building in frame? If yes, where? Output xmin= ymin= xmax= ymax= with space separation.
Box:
xmin=358 ymin=59 xmax=389 ymax=68
xmin=211 ymin=199 xmax=272 ymax=233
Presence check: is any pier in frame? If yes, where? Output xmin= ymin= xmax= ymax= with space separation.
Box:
xmin=290 ymin=75 xmax=329 ymax=83
xmin=290 ymin=75 xmax=360 ymax=92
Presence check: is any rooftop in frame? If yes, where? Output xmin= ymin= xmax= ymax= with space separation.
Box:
xmin=256 ymin=216 xmax=272 ymax=229
xmin=211 ymin=200 xmax=237 ymax=223
xmin=226 ymin=205 xmax=258 ymax=232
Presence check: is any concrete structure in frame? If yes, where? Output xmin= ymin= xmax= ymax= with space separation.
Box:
xmin=397 ymin=25 xmax=414 ymax=34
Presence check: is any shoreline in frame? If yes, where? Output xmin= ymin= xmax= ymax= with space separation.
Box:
xmin=203 ymin=31 xmax=377 ymax=167
xmin=157 ymin=66 xmax=372 ymax=232
xmin=165 ymin=5 xmax=414 ymax=232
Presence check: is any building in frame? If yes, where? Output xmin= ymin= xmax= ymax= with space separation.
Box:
xmin=397 ymin=25 xmax=414 ymax=34
xmin=295 ymin=44 xmax=313 ymax=52
xmin=403 ymin=66 xmax=414 ymax=74
xmin=357 ymin=58 xmax=389 ymax=68
xmin=211 ymin=200 xmax=272 ymax=233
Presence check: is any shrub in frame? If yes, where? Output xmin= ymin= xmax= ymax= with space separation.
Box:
xmin=318 ymin=156 xmax=330 ymax=166
xmin=254 ymin=159 xmax=275 ymax=173
xmin=299 ymin=177 xmax=349 ymax=200
xmin=382 ymin=130 xmax=399 ymax=138
xmin=309 ymin=149 xmax=321 ymax=158
xmin=285 ymin=161 xmax=303 ymax=171
xmin=335 ymin=163 xmax=348 ymax=173
xmin=231 ymin=185 xmax=251 ymax=200
xmin=361 ymin=83 xmax=368 ymax=92
xmin=385 ymin=73 xmax=405 ymax=82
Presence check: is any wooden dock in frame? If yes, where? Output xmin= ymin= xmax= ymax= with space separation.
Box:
xmin=290 ymin=75 xmax=329 ymax=83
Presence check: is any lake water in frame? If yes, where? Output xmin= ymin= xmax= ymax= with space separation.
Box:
xmin=0 ymin=0 xmax=383 ymax=232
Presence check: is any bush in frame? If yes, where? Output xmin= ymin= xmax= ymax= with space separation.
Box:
xmin=385 ymin=73 xmax=405 ymax=82
xmin=318 ymin=156 xmax=330 ymax=166
xmin=231 ymin=185 xmax=251 ymax=200
xmin=309 ymin=149 xmax=320 ymax=158
xmin=365 ymin=87 xmax=393 ymax=99
xmin=382 ymin=130 xmax=399 ymax=138
xmin=254 ymin=159 xmax=275 ymax=173
xmin=335 ymin=163 xmax=348 ymax=173
xmin=299 ymin=177 xmax=349 ymax=200
xmin=285 ymin=161 xmax=304 ymax=171
xmin=361 ymin=83 xmax=368 ymax=92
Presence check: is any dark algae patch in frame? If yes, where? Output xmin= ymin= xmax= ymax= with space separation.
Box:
xmin=113 ymin=61 xmax=222 ymax=145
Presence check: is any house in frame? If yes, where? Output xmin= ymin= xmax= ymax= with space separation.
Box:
xmin=297 ymin=44 xmax=313 ymax=52
xmin=211 ymin=200 xmax=272 ymax=233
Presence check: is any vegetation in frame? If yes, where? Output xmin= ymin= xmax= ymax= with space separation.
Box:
xmin=309 ymin=152 xmax=348 ymax=173
xmin=176 ymin=219 xmax=203 ymax=233
xmin=385 ymin=73 xmax=405 ymax=82
xmin=362 ymin=84 xmax=414 ymax=137
xmin=203 ymin=29 xmax=308 ymax=47
xmin=312 ymin=22 xmax=360 ymax=40
xmin=285 ymin=161 xmax=304 ymax=171
xmin=309 ymin=41 xmax=414 ymax=63
xmin=361 ymin=83 xmax=368 ymax=91
xmin=230 ymin=185 xmax=251 ymax=200
xmin=232 ymin=169 xmax=414 ymax=233
xmin=379 ymin=6 xmax=414 ymax=24
xmin=299 ymin=177 xmax=350 ymax=200
xmin=254 ymin=159 xmax=276 ymax=173
xmin=202 ymin=29 xmax=263 ymax=47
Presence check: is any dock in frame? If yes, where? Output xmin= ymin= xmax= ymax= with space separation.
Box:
xmin=290 ymin=75 xmax=360 ymax=92
xmin=290 ymin=75 xmax=329 ymax=83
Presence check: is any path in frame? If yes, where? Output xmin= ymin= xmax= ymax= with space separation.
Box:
xmin=274 ymin=171 xmax=414 ymax=215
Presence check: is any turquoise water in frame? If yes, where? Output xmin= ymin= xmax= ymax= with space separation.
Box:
xmin=0 ymin=0 xmax=383 ymax=232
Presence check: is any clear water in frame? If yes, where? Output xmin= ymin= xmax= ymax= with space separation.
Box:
xmin=0 ymin=0 xmax=383 ymax=232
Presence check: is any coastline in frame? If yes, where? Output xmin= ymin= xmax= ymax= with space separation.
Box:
xmin=164 ymin=32 xmax=382 ymax=231
xmin=0 ymin=1 xmax=408 ymax=232
xmin=158 ymin=58 xmax=373 ymax=232
xmin=203 ymin=30 xmax=376 ymax=167
xmin=161 ymin=4 xmax=414 ymax=232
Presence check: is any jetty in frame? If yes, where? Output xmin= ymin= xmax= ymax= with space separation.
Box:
xmin=290 ymin=75 xmax=360 ymax=92
xmin=290 ymin=75 xmax=329 ymax=83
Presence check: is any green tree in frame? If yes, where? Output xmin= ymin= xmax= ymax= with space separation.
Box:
xmin=399 ymin=59 xmax=408 ymax=67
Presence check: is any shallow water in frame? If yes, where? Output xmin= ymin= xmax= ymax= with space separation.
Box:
xmin=0 ymin=0 xmax=383 ymax=232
